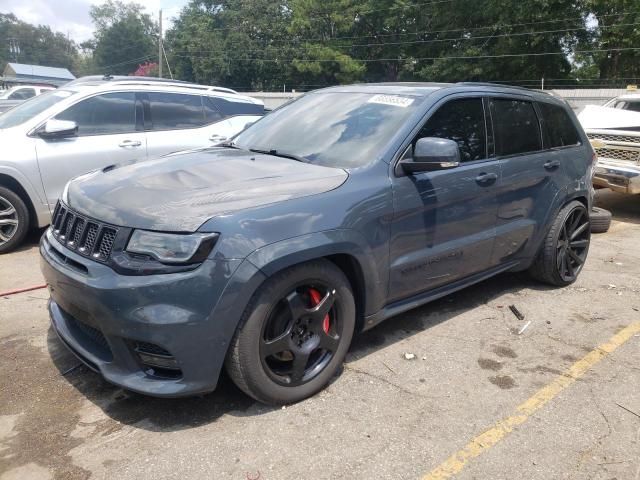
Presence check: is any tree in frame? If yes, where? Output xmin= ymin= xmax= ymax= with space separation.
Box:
xmin=0 ymin=13 xmax=77 ymax=71
xmin=89 ymin=0 xmax=157 ymax=75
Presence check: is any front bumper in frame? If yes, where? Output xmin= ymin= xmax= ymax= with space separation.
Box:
xmin=41 ymin=229 xmax=266 ymax=397
xmin=593 ymin=158 xmax=640 ymax=194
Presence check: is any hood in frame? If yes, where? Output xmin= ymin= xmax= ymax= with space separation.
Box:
xmin=66 ymin=148 xmax=348 ymax=232
xmin=578 ymin=105 xmax=640 ymax=130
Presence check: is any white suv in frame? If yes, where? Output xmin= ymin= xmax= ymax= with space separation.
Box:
xmin=0 ymin=76 xmax=264 ymax=252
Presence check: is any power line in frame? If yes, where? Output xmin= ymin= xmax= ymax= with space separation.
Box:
xmin=168 ymin=10 xmax=635 ymax=41
xmin=169 ymin=46 xmax=640 ymax=64
xmin=169 ymin=20 xmax=639 ymax=55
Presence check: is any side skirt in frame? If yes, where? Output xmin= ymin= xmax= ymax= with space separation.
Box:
xmin=362 ymin=260 xmax=521 ymax=331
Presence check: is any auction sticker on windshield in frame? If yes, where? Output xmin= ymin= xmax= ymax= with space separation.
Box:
xmin=367 ymin=94 xmax=415 ymax=108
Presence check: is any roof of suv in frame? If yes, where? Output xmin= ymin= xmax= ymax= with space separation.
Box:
xmin=318 ymin=82 xmax=559 ymax=102
xmin=63 ymin=76 xmax=262 ymax=105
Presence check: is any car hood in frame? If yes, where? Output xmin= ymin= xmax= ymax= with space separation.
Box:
xmin=66 ymin=148 xmax=348 ymax=232
xmin=578 ymin=105 xmax=640 ymax=130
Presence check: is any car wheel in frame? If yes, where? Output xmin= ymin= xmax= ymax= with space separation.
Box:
xmin=0 ymin=186 xmax=29 ymax=254
xmin=590 ymin=207 xmax=612 ymax=234
xmin=225 ymin=259 xmax=356 ymax=405
xmin=529 ymin=200 xmax=591 ymax=287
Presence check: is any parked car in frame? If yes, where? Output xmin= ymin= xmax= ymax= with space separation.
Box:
xmin=0 ymin=85 xmax=55 ymax=114
xmin=0 ymin=76 xmax=264 ymax=253
xmin=40 ymin=83 xmax=593 ymax=405
xmin=578 ymin=94 xmax=640 ymax=196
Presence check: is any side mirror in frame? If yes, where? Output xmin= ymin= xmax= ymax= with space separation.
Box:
xmin=399 ymin=137 xmax=461 ymax=174
xmin=39 ymin=119 xmax=78 ymax=139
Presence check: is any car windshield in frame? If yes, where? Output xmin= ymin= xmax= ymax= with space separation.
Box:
xmin=0 ymin=89 xmax=75 ymax=129
xmin=233 ymin=91 xmax=424 ymax=168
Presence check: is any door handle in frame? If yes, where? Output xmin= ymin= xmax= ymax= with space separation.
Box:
xmin=475 ymin=172 xmax=498 ymax=186
xmin=118 ymin=140 xmax=142 ymax=148
xmin=210 ymin=134 xmax=228 ymax=143
xmin=544 ymin=160 xmax=561 ymax=171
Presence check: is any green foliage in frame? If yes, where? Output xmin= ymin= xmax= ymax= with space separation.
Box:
xmin=89 ymin=0 xmax=157 ymax=75
xmin=0 ymin=13 xmax=77 ymax=71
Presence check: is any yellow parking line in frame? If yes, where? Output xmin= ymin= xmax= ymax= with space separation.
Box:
xmin=422 ymin=322 xmax=640 ymax=480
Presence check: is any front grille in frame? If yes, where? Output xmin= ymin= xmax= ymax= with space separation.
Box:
xmin=588 ymin=132 xmax=640 ymax=145
xmin=52 ymin=203 xmax=119 ymax=263
xmin=594 ymin=147 xmax=640 ymax=163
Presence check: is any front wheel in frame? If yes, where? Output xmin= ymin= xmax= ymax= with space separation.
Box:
xmin=529 ymin=201 xmax=591 ymax=287
xmin=0 ymin=186 xmax=29 ymax=254
xmin=225 ymin=259 xmax=356 ymax=405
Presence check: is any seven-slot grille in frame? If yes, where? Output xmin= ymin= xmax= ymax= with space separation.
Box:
xmin=51 ymin=203 xmax=119 ymax=262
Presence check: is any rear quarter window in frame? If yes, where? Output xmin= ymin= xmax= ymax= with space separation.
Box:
xmin=208 ymin=97 xmax=264 ymax=117
xmin=490 ymin=99 xmax=542 ymax=156
xmin=538 ymin=102 xmax=581 ymax=148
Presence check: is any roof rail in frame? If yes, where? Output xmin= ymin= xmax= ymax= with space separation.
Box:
xmin=66 ymin=75 xmax=238 ymax=94
xmin=456 ymin=82 xmax=547 ymax=94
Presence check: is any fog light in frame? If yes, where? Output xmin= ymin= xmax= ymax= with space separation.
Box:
xmin=136 ymin=352 xmax=180 ymax=370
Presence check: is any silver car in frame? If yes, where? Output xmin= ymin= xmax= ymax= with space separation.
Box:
xmin=0 ymin=76 xmax=264 ymax=253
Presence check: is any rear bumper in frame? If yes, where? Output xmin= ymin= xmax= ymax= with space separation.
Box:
xmin=593 ymin=159 xmax=640 ymax=194
xmin=41 ymin=229 xmax=266 ymax=398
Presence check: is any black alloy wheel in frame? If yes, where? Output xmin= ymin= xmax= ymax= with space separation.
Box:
xmin=260 ymin=284 xmax=342 ymax=387
xmin=226 ymin=259 xmax=356 ymax=405
xmin=530 ymin=200 xmax=591 ymax=287
xmin=556 ymin=206 xmax=590 ymax=282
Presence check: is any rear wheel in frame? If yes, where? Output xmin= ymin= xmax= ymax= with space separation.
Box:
xmin=226 ymin=259 xmax=355 ymax=405
xmin=0 ymin=186 xmax=29 ymax=254
xmin=529 ymin=201 xmax=591 ymax=287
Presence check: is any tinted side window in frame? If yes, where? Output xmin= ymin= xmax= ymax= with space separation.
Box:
xmin=538 ymin=102 xmax=581 ymax=148
xmin=148 ymin=93 xmax=205 ymax=130
xmin=9 ymin=88 xmax=36 ymax=100
xmin=55 ymin=92 xmax=136 ymax=136
xmin=416 ymin=98 xmax=487 ymax=162
xmin=209 ymin=97 xmax=264 ymax=117
xmin=203 ymin=97 xmax=224 ymax=123
xmin=490 ymin=99 xmax=541 ymax=156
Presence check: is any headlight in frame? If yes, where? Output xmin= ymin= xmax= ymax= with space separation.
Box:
xmin=126 ymin=231 xmax=219 ymax=264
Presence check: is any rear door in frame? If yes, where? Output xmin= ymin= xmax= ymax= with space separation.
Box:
xmin=35 ymin=91 xmax=147 ymax=207
xmin=388 ymin=96 xmax=501 ymax=302
xmin=489 ymin=97 xmax=566 ymax=264
xmin=142 ymin=92 xmax=236 ymax=158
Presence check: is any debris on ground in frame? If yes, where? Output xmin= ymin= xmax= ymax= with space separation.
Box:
xmin=403 ymin=353 xmax=416 ymax=360
xmin=518 ymin=321 xmax=532 ymax=335
xmin=616 ymin=403 xmax=640 ymax=419
xmin=607 ymin=284 xmax=617 ymax=290
xmin=509 ymin=305 xmax=525 ymax=321
xmin=382 ymin=362 xmax=396 ymax=374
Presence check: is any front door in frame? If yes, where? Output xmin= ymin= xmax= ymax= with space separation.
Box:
xmin=388 ymin=96 xmax=500 ymax=302
xmin=35 ymin=92 xmax=147 ymax=208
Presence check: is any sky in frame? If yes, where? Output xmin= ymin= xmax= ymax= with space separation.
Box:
xmin=0 ymin=0 xmax=190 ymax=43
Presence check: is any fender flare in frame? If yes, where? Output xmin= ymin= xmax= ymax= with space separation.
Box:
xmin=245 ymin=229 xmax=386 ymax=316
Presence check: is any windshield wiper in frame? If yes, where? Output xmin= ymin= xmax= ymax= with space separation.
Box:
xmin=249 ymin=148 xmax=310 ymax=163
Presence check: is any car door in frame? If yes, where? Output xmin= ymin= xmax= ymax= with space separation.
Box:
xmin=35 ymin=91 xmax=147 ymax=207
xmin=143 ymin=92 xmax=236 ymax=158
xmin=488 ymin=97 xmax=566 ymax=265
xmin=388 ymin=96 xmax=501 ymax=302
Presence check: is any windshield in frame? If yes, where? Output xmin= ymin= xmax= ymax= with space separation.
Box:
xmin=0 ymin=89 xmax=75 ymax=129
xmin=233 ymin=91 xmax=424 ymax=168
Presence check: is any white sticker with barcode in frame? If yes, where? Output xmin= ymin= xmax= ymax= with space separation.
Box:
xmin=367 ymin=94 xmax=415 ymax=108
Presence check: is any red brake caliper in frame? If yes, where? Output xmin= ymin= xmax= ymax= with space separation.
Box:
xmin=309 ymin=288 xmax=330 ymax=334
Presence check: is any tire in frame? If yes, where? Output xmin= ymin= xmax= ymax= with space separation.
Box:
xmin=590 ymin=207 xmax=612 ymax=234
xmin=529 ymin=201 xmax=591 ymax=287
xmin=0 ymin=186 xmax=30 ymax=254
xmin=225 ymin=259 xmax=356 ymax=405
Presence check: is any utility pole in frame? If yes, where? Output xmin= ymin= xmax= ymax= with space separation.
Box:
xmin=541 ymin=77 xmax=545 ymax=91
xmin=158 ymin=9 xmax=163 ymax=78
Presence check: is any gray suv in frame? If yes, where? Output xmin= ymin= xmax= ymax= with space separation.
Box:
xmin=0 ymin=76 xmax=263 ymax=253
xmin=40 ymin=83 xmax=594 ymax=404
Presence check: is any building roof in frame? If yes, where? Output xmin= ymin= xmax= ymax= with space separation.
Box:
xmin=4 ymin=63 xmax=75 ymax=81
